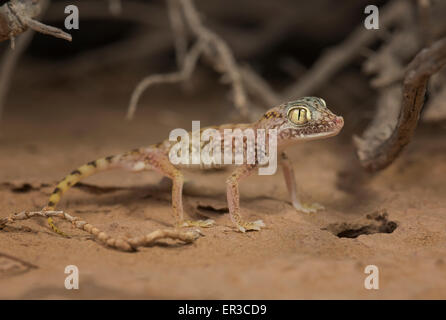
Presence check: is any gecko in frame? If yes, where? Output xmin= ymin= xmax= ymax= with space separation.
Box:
xmin=44 ymin=97 xmax=343 ymax=237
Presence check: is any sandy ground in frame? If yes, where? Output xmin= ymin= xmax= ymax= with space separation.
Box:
xmin=1 ymin=66 xmax=446 ymax=299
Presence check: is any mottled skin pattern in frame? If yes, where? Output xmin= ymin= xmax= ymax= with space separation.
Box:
xmin=45 ymin=97 xmax=344 ymax=235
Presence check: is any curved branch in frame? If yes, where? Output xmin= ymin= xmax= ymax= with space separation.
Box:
xmin=127 ymin=41 xmax=204 ymax=120
xmin=354 ymin=37 xmax=446 ymax=171
xmin=0 ymin=0 xmax=71 ymax=42
xmin=179 ymin=0 xmax=248 ymax=116
xmin=281 ymin=0 xmax=411 ymax=100
xmin=0 ymin=210 xmax=201 ymax=252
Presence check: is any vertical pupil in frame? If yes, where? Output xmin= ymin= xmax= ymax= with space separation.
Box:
xmin=290 ymin=107 xmax=308 ymax=123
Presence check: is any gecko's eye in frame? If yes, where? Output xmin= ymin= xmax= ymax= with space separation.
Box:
xmin=288 ymin=107 xmax=311 ymax=125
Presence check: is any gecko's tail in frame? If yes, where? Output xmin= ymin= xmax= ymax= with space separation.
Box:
xmin=44 ymin=154 xmax=121 ymax=237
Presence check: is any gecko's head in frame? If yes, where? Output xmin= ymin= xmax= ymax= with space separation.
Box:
xmin=259 ymin=97 xmax=344 ymax=143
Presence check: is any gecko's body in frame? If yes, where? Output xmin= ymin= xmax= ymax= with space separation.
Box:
xmin=45 ymin=97 xmax=343 ymax=236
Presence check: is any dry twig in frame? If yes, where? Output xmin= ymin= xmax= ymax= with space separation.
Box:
xmin=167 ymin=0 xmax=188 ymax=68
xmin=0 ymin=210 xmax=201 ymax=252
xmin=127 ymin=40 xmax=205 ymax=120
xmin=128 ymin=0 xmax=252 ymax=119
xmin=281 ymin=0 xmax=411 ymax=100
xmin=0 ymin=0 xmax=71 ymax=42
xmin=417 ymin=0 xmax=433 ymax=46
xmin=240 ymin=65 xmax=280 ymax=107
xmin=354 ymin=37 xmax=446 ymax=171
xmin=178 ymin=0 xmax=248 ymax=116
xmin=0 ymin=0 xmax=71 ymax=121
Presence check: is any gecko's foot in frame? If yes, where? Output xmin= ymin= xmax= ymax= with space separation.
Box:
xmin=179 ymin=219 xmax=215 ymax=228
xmin=294 ymin=202 xmax=325 ymax=213
xmin=237 ymin=220 xmax=265 ymax=233
xmin=47 ymin=217 xmax=70 ymax=238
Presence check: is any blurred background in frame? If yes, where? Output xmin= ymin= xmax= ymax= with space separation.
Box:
xmin=1 ymin=0 xmax=446 ymax=133
xmin=1 ymin=0 xmax=445 ymax=161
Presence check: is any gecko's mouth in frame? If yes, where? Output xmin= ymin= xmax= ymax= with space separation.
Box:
xmin=298 ymin=116 xmax=344 ymax=140
xmin=328 ymin=116 xmax=344 ymax=134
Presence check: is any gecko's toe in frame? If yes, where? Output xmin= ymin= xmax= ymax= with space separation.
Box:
xmin=237 ymin=219 xmax=265 ymax=232
xmin=179 ymin=219 xmax=215 ymax=228
xmin=294 ymin=202 xmax=325 ymax=213
xmin=187 ymin=228 xmax=204 ymax=240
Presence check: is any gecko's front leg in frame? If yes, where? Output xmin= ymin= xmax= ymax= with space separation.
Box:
xmin=226 ymin=164 xmax=265 ymax=232
xmin=280 ymin=151 xmax=324 ymax=213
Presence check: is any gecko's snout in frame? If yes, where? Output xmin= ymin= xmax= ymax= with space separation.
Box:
xmin=335 ymin=116 xmax=344 ymax=128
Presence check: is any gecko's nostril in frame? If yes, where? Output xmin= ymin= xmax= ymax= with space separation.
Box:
xmin=335 ymin=116 xmax=344 ymax=126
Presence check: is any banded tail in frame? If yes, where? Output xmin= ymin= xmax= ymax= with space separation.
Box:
xmin=45 ymin=155 xmax=119 ymax=236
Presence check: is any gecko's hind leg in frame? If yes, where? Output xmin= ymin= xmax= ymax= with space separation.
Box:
xmin=148 ymin=151 xmax=215 ymax=228
xmin=171 ymin=172 xmax=215 ymax=228
xmin=280 ymin=151 xmax=325 ymax=214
